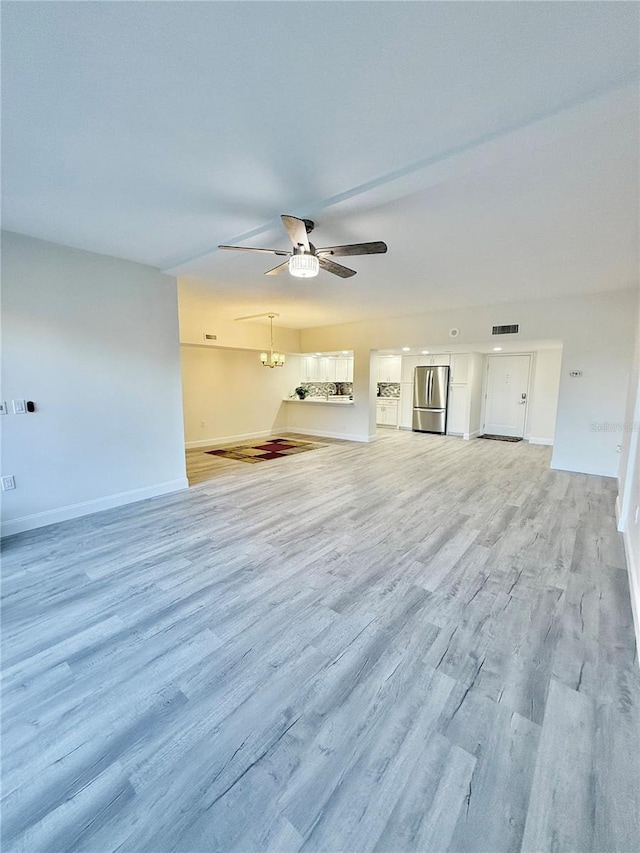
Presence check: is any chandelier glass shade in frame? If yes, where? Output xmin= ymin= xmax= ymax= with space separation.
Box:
xmin=261 ymin=315 xmax=286 ymax=368
xmin=289 ymin=253 xmax=319 ymax=278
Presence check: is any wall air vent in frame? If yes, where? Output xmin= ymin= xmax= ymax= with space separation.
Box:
xmin=203 ymin=333 xmax=218 ymax=341
xmin=492 ymin=324 xmax=519 ymax=336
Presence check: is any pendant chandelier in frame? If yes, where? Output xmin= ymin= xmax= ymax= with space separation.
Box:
xmin=260 ymin=314 xmax=286 ymax=368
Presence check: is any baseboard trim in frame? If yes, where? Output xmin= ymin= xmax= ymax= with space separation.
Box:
xmin=550 ymin=462 xmax=618 ymax=477
xmin=528 ymin=437 xmax=554 ymax=446
xmin=291 ymin=427 xmax=375 ymax=443
xmin=186 ymin=429 xmax=275 ymax=449
xmin=1 ymin=478 xmax=189 ymax=538
xmin=621 ymin=525 xmax=640 ymax=665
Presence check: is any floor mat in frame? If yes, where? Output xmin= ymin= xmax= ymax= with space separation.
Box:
xmin=205 ymin=437 xmax=325 ymax=463
xmin=480 ymin=434 xmax=523 ymax=442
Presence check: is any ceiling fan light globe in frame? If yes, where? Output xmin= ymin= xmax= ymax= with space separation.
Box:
xmin=289 ymin=254 xmax=319 ymax=278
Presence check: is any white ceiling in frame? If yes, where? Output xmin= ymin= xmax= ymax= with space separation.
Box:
xmin=2 ymin=2 xmax=638 ymax=329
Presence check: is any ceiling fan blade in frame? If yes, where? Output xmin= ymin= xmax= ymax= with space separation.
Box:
xmin=281 ymin=215 xmax=310 ymax=252
xmin=316 ymin=241 xmax=388 ymax=257
xmin=264 ymin=260 xmax=291 ymax=276
xmin=218 ymin=245 xmax=290 ymax=256
xmin=318 ymin=256 xmax=357 ymax=278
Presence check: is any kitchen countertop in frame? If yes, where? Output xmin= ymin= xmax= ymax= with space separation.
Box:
xmin=284 ymin=397 xmax=354 ymax=406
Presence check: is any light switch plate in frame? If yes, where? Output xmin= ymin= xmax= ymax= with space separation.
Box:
xmin=1 ymin=475 xmax=16 ymax=491
xmin=12 ymin=399 xmax=26 ymax=414
xmin=0 ymin=402 xmax=7 ymax=415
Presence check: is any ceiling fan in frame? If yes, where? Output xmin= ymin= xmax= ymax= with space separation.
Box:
xmin=218 ymin=215 xmax=387 ymax=279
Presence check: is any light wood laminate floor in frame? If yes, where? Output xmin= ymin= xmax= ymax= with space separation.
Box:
xmin=2 ymin=431 xmax=639 ymax=852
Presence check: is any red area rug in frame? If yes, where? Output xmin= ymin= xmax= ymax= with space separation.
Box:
xmin=205 ymin=437 xmax=325 ymax=463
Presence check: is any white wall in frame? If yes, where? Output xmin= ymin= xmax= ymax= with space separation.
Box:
xmin=617 ymin=295 xmax=640 ymax=653
xmin=468 ymin=353 xmax=486 ymax=437
xmin=1 ymin=232 xmax=187 ymax=536
xmin=301 ymin=290 xmax=637 ymax=477
xmin=178 ymin=279 xmax=301 ymax=352
xmin=527 ymin=349 xmax=563 ymax=445
xmin=181 ymin=346 xmax=301 ymax=446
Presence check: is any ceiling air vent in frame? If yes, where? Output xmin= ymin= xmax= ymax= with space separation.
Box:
xmin=203 ymin=333 xmax=218 ymax=341
xmin=492 ymin=324 xmax=519 ymax=336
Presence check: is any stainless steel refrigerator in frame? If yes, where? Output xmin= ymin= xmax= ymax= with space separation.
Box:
xmin=412 ymin=365 xmax=450 ymax=434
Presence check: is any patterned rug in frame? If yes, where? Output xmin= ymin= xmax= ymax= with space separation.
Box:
xmin=480 ymin=434 xmax=523 ymax=442
xmin=205 ymin=437 xmax=325 ymax=463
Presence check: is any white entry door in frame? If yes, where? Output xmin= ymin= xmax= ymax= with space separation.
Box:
xmin=484 ymin=355 xmax=531 ymax=437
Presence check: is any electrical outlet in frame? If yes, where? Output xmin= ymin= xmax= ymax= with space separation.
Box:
xmin=0 ymin=402 xmax=7 ymax=415
xmin=12 ymin=399 xmax=26 ymax=414
xmin=200 ymin=421 xmax=206 ymax=428
xmin=1 ymin=475 xmax=16 ymax=491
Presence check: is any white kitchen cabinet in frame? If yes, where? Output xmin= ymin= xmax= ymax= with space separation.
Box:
xmin=450 ymin=353 xmax=469 ymax=384
xmin=378 ymin=356 xmax=401 ymax=383
xmin=376 ymin=398 xmax=399 ymax=427
xmin=301 ymin=356 xmax=318 ymax=382
xmin=335 ymin=357 xmax=354 ymax=382
xmin=401 ymin=356 xmax=419 ymax=383
xmin=318 ymin=357 xmax=336 ymax=383
xmin=447 ymin=385 xmax=469 ymax=435
xmin=401 ymin=353 xmax=451 ymax=381
xmin=425 ymin=353 xmax=450 ymax=366
xmin=399 ymin=383 xmax=413 ymax=428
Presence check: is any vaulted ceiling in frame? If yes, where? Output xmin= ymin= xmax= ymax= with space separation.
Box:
xmin=2 ymin=2 xmax=638 ymax=328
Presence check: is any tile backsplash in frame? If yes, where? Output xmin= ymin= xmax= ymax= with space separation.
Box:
xmin=299 ymin=382 xmax=353 ymax=397
xmin=378 ymin=383 xmax=400 ymax=398
xmin=297 ymin=381 xmax=399 ymax=398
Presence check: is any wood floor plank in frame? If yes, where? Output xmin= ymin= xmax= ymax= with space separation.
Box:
xmin=520 ymin=678 xmax=596 ymax=853
xmin=1 ymin=430 xmax=638 ymax=852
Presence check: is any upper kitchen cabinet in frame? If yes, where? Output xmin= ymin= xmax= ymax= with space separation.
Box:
xmin=378 ymin=355 xmax=402 ymax=383
xmin=450 ymin=353 xmax=469 ymax=384
xmin=301 ymin=356 xmax=318 ymax=382
xmin=335 ymin=357 xmax=354 ymax=382
xmin=401 ymin=356 xmax=419 ymax=383
xmin=318 ymin=357 xmax=336 ymax=383
xmin=423 ymin=354 xmax=451 ymax=367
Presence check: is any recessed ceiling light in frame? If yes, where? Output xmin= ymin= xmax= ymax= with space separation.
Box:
xmin=421 ymin=350 xmax=430 ymax=355
xmin=402 ymin=347 xmax=411 ymax=352
xmin=493 ymin=347 xmax=503 ymax=352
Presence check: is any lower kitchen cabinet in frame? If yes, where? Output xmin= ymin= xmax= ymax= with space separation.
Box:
xmin=376 ymin=398 xmax=399 ymax=427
